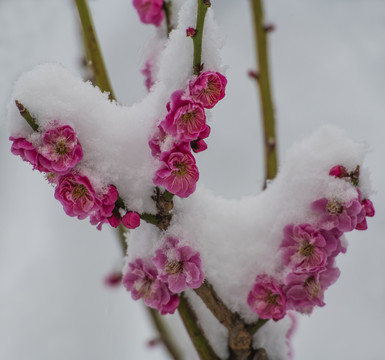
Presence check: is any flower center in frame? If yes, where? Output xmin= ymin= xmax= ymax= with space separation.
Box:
xmin=326 ymin=199 xmax=343 ymax=215
xmin=180 ymin=111 xmax=196 ymax=124
xmin=174 ymin=162 xmax=187 ymax=176
xmin=267 ymin=291 xmax=279 ymax=305
xmin=305 ymin=277 xmax=320 ymax=299
xmin=299 ymin=242 xmax=314 ymax=257
xmin=72 ymin=184 xmax=88 ymax=200
xmin=138 ymin=279 xmax=153 ymax=298
xmin=55 ymin=140 xmax=69 ymax=155
xmin=166 ymin=260 xmax=184 ymax=274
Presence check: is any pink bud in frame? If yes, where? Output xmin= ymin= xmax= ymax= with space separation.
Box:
xmin=186 ymin=27 xmax=196 ymax=37
xmin=104 ymin=272 xmax=122 ymax=287
xmin=122 ymin=211 xmax=141 ymax=229
xmin=329 ymin=165 xmax=348 ymax=178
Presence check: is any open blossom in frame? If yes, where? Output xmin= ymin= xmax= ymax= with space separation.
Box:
xmin=152 ymin=237 xmax=204 ymax=293
xmin=55 ymin=173 xmax=101 ymax=219
xmin=284 ymin=266 xmax=340 ymax=314
xmin=160 ymin=90 xmax=206 ymax=142
xmin=10 ymin=137 xmax=48 ymax=172
xmin=189 ymin=71 xmax=227 ymax=109
xmin=153 ymin=143 xmax=199 ymax=198
xmin=39 ymin=125 xmax=83 ymax=174
xmin=122 ymin=258 xmax=179 ymax=315
xmin=247 ymin=274 xmax=286 ymax=321
xmin=133 ymin=0 xmax=164 ymax=27
xmin=89 ymin=185 xmax=118 ymax=230
xmin=281 ymin=224 xmax=331 ymax=274
xmin=311 ymin=196 xmax=362 ymax=232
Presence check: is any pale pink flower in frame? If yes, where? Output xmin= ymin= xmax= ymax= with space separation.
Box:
xmin=90 ymin=185 xmax=118 ymax=230
xmin=122 ymin=258 xmax=179 ymax=314
xmin=160 ymin=90 xmax=206 ymax=142
xmin=189 ymin=71 xmax=227 ymax=109
xmin=141 ymin=59 xmax=155 ymax=91
xmin=55 ymin=174 xmax=101 ymax=219
xmin=311 ymin=196 xmax=362 ymax=232
xmin=247 ymin=274 xmax=286 ymax=321
xmin=152 ymin=237 xmax=204 ymax=293
xmin=284 ymin=266 xmax=340 ymax=314
xmin=39 ymin=125 xmax=83 ymax=174
xmin=153 ymin=144 xmax=199 ymax=198
xmin=133 ymin=0 xmax=164 ymax=27
xmin=122 ymin=211 xmax=141 ymax=229
xmin=281 ymin=224 xmax=329 ymax=274
xmin=10 ymin=137 xmax=48 ymax=172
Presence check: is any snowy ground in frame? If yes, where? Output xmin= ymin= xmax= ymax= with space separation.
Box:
xmin=1 ymin=0 xmax=384 ymax=359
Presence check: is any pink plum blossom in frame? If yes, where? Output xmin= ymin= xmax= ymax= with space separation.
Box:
xmin=152 ymin=236 xmax=204 ymax=293
xmin=10 ymin=137 xmax=48 ymax=172
xmin=55 ymin=173 xmax=101 ymax=220
xmin=329 ymin=165 xmax=348 ymax=178
xmin=284 ymin=266 xmax=340 ymax=314
xmin=90 ymin=185 xmax=118 ymax=230
xmin=132 ymin=0 xmax=164 ymax=27
xmin=247 ymin=274 xmax=286 ymax=321
xmin=108 ymin=212 xmax=121 ymax=228
xmin=122 ymin=211 xmax=141 ymax=229
xmin=153 ymin=143 xmax=199 ymax=198
xmin=311 ymin=196 xmax=362 ymax=232
xmin=281 ymin=224 xmax=330 ymax=274
xmin=355 ymin=189 xmax=375 ymax=230
xmin=39 ymin=125 xmax=83 ymax=174
xmin=160 ymin=90 xmax=206 ymax=142
xmin=122 ymin=258 xmax=179 ymax=315
xmin=191 ymin=124 xmax=210 ymax=153
xmin=148 ymin=125 xmax=181 ymax=158
xmin=189 ymin=71 xmax=227 ymax=109
xmin=141 ymin=59 xmax=155 ymax=91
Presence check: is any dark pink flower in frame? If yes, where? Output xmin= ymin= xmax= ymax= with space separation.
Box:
xmin=148 ymin=125 xmax=182 ymax=158
xmin=311 ymin=196 xmax=362 ymax=232
xmin=10 ymin=137 xmax=48 ymax=172
xmin=191 ymin=124 xmax=210 ymax=153
xmin=104 ymin=272 xmax=122 ymax=287
xmin=160 ymin=90 xmax=206 ymax=142
xmin=108 ymin=212 xmax=121 ymax=228
xmin=39 ymin=125 xmax=83 ymax=174
xmin=122 ymin=258 xmax=179 ymax=314
xmin=90 ymin=185 xmax=119 ymax=230
xmin=355 ymin=189 xmax=375 ymax=230
xmin=54 ymin=174 xmax=101 ymax=219
xmin=284 ymin=266 xmax=340 ymax=314
xmin=186 ymin=27 xmax=196 ymax=37
xmin=247 ymin=274 xmax=286 ymax=321
xmin=122 ymin=211 xmax=141 ymax=229
xmin=132 ymin=0 xmax=164 ymax=27
xmin=281 ymin=224 xmax=329 ymax=274
xmin=153 ymin=144 xmax=199 ymax=198
xmin=189 ymin=71 xmax=227 ymax=109
xmin=329 ymin=165 xmax=348 ymax=178
xmin=152 ymin=236 xmax=204 ymax=293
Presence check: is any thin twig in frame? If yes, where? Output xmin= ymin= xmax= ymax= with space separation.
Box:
xmin=192 ymin=0 xmax=210 ymax=75
xmin=250 ymin=0 xmax=278 ymax=188
xmin=15 ymin=100 xmax=39 ymax=132
xmin=147 ymin=307 xmax=183 ymax=360
xmin=74 ymin=0 xmax=116 ymax=100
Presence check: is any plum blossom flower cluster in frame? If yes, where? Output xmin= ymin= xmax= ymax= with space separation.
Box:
xmin=10 ymin=123 xmax=140 ymax=231
xmin=122 ymin=236 xmax=204 ymax=314
xmin=247 ymin=165 xmax=375 ymax=320
xmin=151 ymin=71 xmax=227 ymax=197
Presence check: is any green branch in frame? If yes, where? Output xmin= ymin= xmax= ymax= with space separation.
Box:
xmin=250 ymin=0 xmax=278 ymax=187
xmin=74 ymin=0 xmax=116 ymax=100
xmin=15 ymin=100 xmax=39 ymax=132
xmin=192 ymin=0 xmax=210 ymax=75
xmin=178 ymin=295 xmax=220 ymax=360
xmin=163 ymin=1 xmax=173 ymax=35
xmin=247 ymin=318 xmax=269 ymax=335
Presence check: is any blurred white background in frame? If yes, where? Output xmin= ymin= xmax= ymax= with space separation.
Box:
xmin=1 ymin=0 xmax=384 ymax=359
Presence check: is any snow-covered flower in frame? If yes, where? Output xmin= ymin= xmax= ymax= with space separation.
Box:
xmin=153 ymin=143 xmax=199 ymax=198
xmin=122 ymin=258 xmax=179 ymax=315
xmin=39 ymin=125 xmax=83 ymax=174
xmin=152 ymin=236 xmax=204 ymax=293
xmin=89 ymin=185 xmax=118 ymax=230
xmin=54 ymin=173 xmax=101 ymax=219
xmin=132 ymin=0 xmax=164 ymax=27
xmin=329 ymin=165 xmax=348 ymax=178
xmin=311 ymin=196 xmax=362 ymax=232
xmin=247 ymin=274 xmax=287 ymax=321
xmin=284 ymin=266 xmax=340 ymax=314
xmin=281 ymin=224 xmax=329 ymax=274
xmin=189 ymin=71 xmax=227 ymax=109
xmin=160 ymin=90 xmax=206 ymax=142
